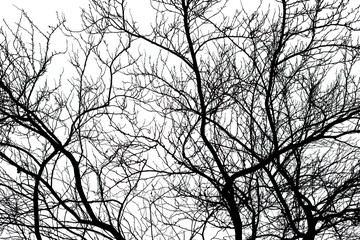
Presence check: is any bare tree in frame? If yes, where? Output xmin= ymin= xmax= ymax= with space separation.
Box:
xmin=85 ymin=0 xmax=360 ymax=239
xmin=1 ymin=0 xmax=360 ymax=240
xmin=0 ymin=11 xmax=151 ymax=240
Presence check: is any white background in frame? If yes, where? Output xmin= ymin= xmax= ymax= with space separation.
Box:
xmin=0 ymin=0 xmax=261 ymax=28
